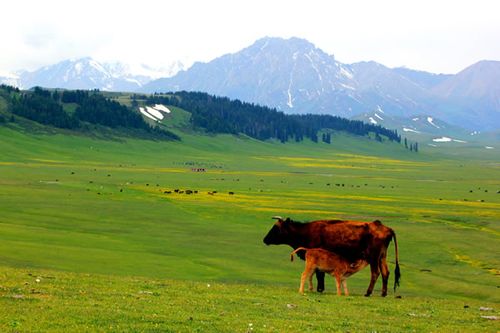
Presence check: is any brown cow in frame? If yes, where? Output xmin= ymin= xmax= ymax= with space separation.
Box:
xmin=291 ymin=247 xmax=368 ymax=295
xmin=263 ymin=216 xmax=400 ymax=296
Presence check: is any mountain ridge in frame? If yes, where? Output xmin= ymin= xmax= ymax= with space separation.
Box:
xmin=2 ymin=37 xmax=498 ymax=131
xmin=0 ymin=58 xmax=184 ymax=92
xmin=143 ymin=37 xmax=500 ymax=131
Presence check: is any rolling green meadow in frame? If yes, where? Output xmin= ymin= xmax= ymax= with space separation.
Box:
xmin=0 ymin=104 xmax=499 ymax=331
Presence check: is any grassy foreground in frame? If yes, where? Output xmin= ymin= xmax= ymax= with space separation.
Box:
xmin=1 ymin=266 xmax=498 ymax=332
xmin=0 ymin=116 xmax=499 ymax=331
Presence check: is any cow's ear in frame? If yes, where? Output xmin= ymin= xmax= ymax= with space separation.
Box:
xmin=284 ymin=217 xmax=291 ymax=223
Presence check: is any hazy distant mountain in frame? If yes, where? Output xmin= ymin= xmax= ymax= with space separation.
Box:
xmin=431 ymin=60 xmax=500 ymax=130
xmin=0 ymin=72 xmax=20 ymax=87
xmin=1 ymin=58 xmax=184 ymax=91
xmin=393 ymin=67 xmax=451 ymax=90
xmin=143 ymin=37 xmax=500 ymax=130
xmin=347 ymin=61 xmax=441 ymax=118
xmin=145 ymin=37 xmax=366 ymax=117
xmin=2 ymin=37 xmax=499 ymax=131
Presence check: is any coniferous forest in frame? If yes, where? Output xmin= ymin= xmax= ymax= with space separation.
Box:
xmin=0 ymin=85 xmax=179 ymax=140
xmin=144 ymin=91 xmax=402 ymax=143
xmin=1 ymin=85 xmax=403 ymax=145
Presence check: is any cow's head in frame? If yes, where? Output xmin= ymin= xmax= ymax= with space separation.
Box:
xmin=263 ymin=216 xmax=292 ymax=245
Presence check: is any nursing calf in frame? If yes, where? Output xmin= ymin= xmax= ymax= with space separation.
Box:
xmin=291 ymin=247 xmax=368 ymax=295
xmin=264 ymin=217 xmax=400 ymax=296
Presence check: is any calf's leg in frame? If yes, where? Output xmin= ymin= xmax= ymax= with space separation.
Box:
xmin=334 ymin=274 xmax=342 ymax=296
xmin=300 ymin=264 xmax=315 ymax=294
xmin=308 ymin=272 xmax=314 ymax=291
xmin=342 ymin=279 xmax=349 ymax=296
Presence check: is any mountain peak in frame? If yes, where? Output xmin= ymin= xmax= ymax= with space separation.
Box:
xmin=434 ymin=59 xmax=500 ymax=99
xmin=249 ymin=36 xmax=320 ymax=55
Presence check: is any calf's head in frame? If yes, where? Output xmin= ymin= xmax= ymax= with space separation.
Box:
xmin=263 ymin=216 xmax=291 ymax=245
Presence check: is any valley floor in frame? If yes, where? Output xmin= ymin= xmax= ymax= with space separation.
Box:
xmin=0 ymin=126 xmax=499 ymax=331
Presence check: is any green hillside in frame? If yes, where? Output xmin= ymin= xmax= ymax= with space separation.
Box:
xmin=0 ymin=92 xmax=499 ymax=331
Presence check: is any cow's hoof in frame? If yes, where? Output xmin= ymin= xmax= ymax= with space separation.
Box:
xmin=381 ymin=292 xmax=387 ymax=297
xmin=317 ymin=288 xmax=324 ymax=293
xmin=364 ymin=293 xmax=372 ymax=297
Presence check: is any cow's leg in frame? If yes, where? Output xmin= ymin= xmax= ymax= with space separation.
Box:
xmin=365 ymin=261 xmax=380 ymax=297
xmin=379 ymin=256 xmax=390 ymax=297
xmin=315 ymin=270 xmax=325 ymax=292
xmin=342 ymin=279 xmax=349 ymax=296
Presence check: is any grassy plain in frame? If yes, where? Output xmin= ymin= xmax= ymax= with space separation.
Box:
xmin=0 ymin=114 xmax=499 ymax=331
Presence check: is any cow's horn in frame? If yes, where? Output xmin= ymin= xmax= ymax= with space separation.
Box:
xmin=272 ymin=216 xmax=283 ymax=220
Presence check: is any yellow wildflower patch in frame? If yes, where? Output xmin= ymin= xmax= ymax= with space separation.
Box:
xmin=454 ymin=254 xmax=500 ymax=276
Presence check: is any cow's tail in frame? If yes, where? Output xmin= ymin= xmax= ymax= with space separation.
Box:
xmin=391 ymin=229 xmax=401 ymax=292
xmin=290 ymin=247 xmax=308 ymax=262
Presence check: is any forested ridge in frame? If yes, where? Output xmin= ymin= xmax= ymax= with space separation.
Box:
xmin=143 ymin=91 xmax=402 ymax=143
xmin=0 ymin=85 xmax=179 ymax=140
xmin=1 ymin=85 xmax=404 ymax=145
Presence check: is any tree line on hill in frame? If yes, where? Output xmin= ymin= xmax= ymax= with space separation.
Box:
xmin=0 ymin=85 xmax=179 ymax=140
xmin=141 ymin=91 xmax=402 ymax=144
xmin=0 ymin=85 xmax=413 ymax=149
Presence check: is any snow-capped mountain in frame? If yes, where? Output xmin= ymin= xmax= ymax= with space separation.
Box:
xmin=143 ymin=37 xmax=447 ymax=119
xmin=143 ymin=37 xmax=500 ymax=131
xmin=0 ymin=71 xmax=21 ymax=87
xmin=1 ymin=58 xmax=184 ymax=91
xmin=144 ymin=37 xmax=366 ymax=117
xmin=103 ymin=61 xmax=185 ymax=86
xmin=2 ymin=37 xmax=499 ymax=131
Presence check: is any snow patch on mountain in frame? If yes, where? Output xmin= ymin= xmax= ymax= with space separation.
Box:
xmin=139 ymin=107 xmax=157 ymax=121
xmin=153 ymin=104 xmax=171 ymax=113
xmin=146 ymin=106 xmax=164 ymax=120
xmin=340 ymin=66 xmax=353 ymax=79
xmin=305 ymin=52 xmax=323 ymax=82
xmin=432 ymin=136 xmax=467 ymax=143
xmin=427 ymin=116 xmax=440 ymax=129
xmin=340 ymin=83 xmax=356 ymax=91
xmin=403 ymin=127 xmax=421 ymax=133
xmin=139 ymin=104 xmax=171 ymax=122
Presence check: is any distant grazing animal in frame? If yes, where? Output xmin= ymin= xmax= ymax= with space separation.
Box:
xmin=290 ymin=247 xmax=368 ymax=295
xmin=263 ymin=216 xmax=400 ymax=296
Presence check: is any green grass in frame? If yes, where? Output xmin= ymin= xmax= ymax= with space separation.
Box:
xmin=0 ymin=111 xmax=499 ymax=331
xmin=1 ymin=266 xmax=498 ymax=332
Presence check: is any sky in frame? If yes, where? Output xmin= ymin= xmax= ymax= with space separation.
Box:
xmin=1 ymin=0 xmax=499 ymax=75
